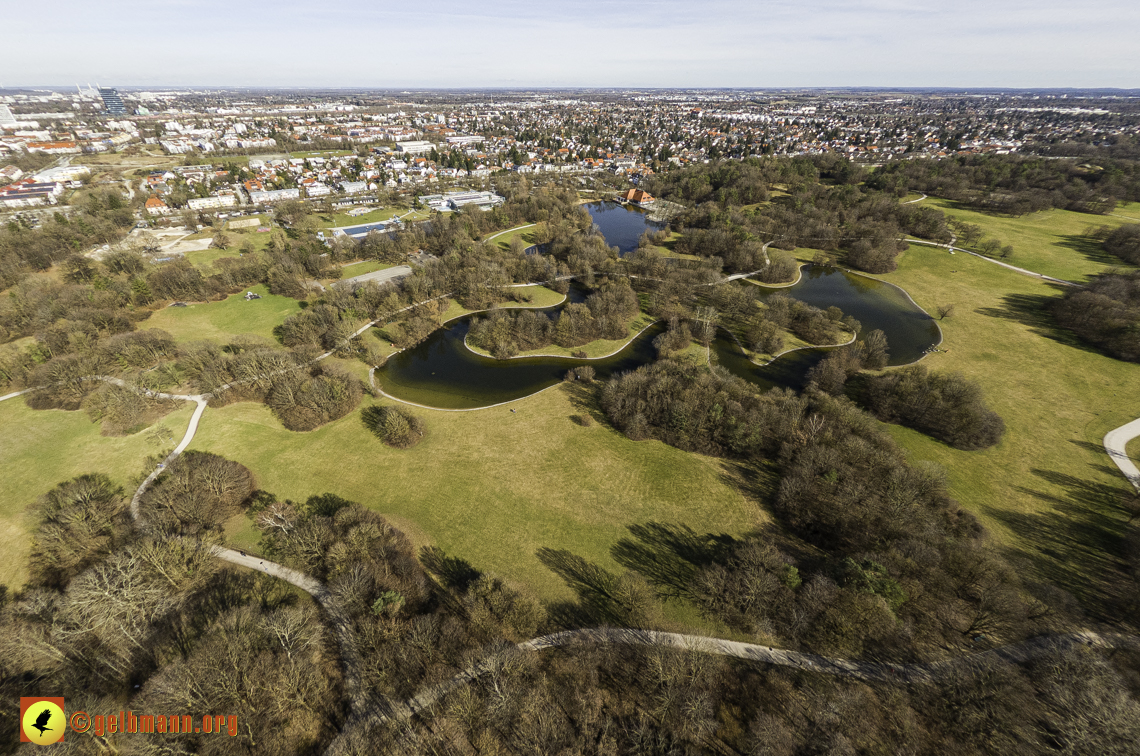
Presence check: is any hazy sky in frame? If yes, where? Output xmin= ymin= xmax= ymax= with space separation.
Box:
xmin=5 ymin=0 xmax=1138 ymax=88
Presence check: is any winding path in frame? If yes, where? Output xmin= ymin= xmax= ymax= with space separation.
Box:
xmin=5 ymin=376 xmax=1140 ymax=751
xmin=5 ymin=290 xmax=1140 ymax=748
xmin=484 ymin=223 xmax=537 ymax=243
xmin=905 ymin=237 xmax=1076 ymax=286
xmin=327 ymin=626 xmax=1140 ymax=746
xmin=1104 ymin=418 xmax=1140 ymax=492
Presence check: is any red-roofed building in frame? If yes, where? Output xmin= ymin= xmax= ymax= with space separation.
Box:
xmin=145 ymin=196 xmax=171 ymax=216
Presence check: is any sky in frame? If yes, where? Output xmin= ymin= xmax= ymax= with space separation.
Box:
xmin=4 ymin=0 xmax=1138 ymax=89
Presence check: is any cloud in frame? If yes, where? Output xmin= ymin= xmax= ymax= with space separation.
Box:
xmin=3 ymin=0 xmax=1138 ymax=87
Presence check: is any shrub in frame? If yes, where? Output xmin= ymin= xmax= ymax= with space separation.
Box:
xmin=1105 ymin=224 xmax=1140 ymax=265
xmin=362 ymin=404 xmax=426 ymax=449
xmin=265 ymin=363 xmax=363 ymax=431
xmin=1051 ymin=270 xmax=1140 ymax=362
xmin=865 ymin=365 xmax=1005 ymax=450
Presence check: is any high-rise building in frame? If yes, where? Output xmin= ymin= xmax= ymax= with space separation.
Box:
xmin=99 ymin=88 xmax=127 ymax=115
xmin=0 ymin=104 xmax=17 ymax=126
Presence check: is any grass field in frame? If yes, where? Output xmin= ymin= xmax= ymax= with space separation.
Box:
xmin=317 ymin=207 xmax=407 ymax=229
xmin=921 ymin=197 xmax=1137 ymax=282
xmin=335 ymin=259 xmax=395 ymax=279
xmin=290 ymin=150 xmax=355 ymax=159
xmin=140 ymin=284 xmax=301 ymax=344
xmin=182 ymin=229 xmax=275 ymax=270
xmin=191 ymin=386 xmax=762 ymax=616
xmin=819 ymin=242 xmax=1140 ymax=615
xmin=489 ymin=224 xmax=543 ymax=251
xmin=0 ymin=400 xmax=196 ymax=588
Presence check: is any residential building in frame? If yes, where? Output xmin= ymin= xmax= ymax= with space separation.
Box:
xmin=145 ymin=196 xmax=171 ymax=216
xmin=249 ymin=188 xmax=301 ymax=204
xmin=187 ymin=194 xmax=237 ymax=210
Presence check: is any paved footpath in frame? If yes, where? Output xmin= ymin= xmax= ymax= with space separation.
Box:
xmin=1105 ymin=417 xmax=1140 ymax=492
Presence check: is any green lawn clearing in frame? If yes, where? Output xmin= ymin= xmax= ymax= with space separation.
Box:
xmin=847 ymin=242 xmax=1140 ymax=615
xmin=140 ymin=284 xmax=301 ymax=344
xmin=188 ymin=385 xmax=762 ymax=620
xmin=919 ymin=197 xmax=1137 ymax=282
xmin=0 ymin=400 xmax=196 ymax=589
xmin=317 ymin=207 xmax=407 ymax=229
xmin=488 ymin=224 xmax=543 ymax=251
xmin=334 ymin=260 xmax=395 ymax=280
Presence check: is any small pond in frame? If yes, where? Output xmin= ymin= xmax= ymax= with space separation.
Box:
xmin=584 ymin=201 xmax=665 ymax=256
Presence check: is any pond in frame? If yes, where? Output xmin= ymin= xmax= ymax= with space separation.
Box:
xmin=373 ymin=265 xmax=940 ymax=408
xmin=375 ymin=290 xmax=667 ymax=409
xmin=713 ymin=265 xmax=943 ymax=391
xmin=584 ymin=201 xmax=665 ymax=256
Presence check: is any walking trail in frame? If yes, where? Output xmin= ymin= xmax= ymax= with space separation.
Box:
xmin=1104 ymin=417 xmax=1140 ymax=492
xmin=904 ymin=237 xmax=1076 ymax=286
xmin=5 ymin=278 xmax=1140 ymax=750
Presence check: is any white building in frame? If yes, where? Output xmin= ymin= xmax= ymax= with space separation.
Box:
xmin=187 ymin=194 xmax=238 ymax=210
xmin=34 ymin=165 xmax=90 ymax=183
xmin=396 ymin=140 xmax=434 ymax=155
xmin=249 ymin=188 xmax=301 ymax=204
xmin=340 ymin=181 xmax=367 ymax=194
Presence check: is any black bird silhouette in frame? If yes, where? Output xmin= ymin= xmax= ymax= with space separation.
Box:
xmin=31 ymin=708 xmax=53 ymax=735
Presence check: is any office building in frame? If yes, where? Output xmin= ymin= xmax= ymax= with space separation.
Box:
xmin=99 ymin=88 xmax=127 ymax=115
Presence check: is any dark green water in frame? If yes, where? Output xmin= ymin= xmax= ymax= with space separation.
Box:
xmin=374 ymin=265 xmax=939 ymax=409
xmin=585 ymin=201 xmax=664 ymax=255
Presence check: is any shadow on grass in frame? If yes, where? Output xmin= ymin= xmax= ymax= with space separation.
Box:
xmin=559 ymin=381 xmax=609 ymax=427
xmin=611 ymin=522 xmax=738 ymax=600
xmin=975 ymin=291 xmax=1107 ymax=356
xmin=1057 ymin=234 xmax=1119 ymax=268
xmin=983 ymin=467 xmax=1132 ymax=619
xmin=420 ymin=545 xmax=481 ymax=592
xmin=536 ymin=547 xmax=634 ymax=629
xmin=1071 ymin=439 xmax=1140 ymax=466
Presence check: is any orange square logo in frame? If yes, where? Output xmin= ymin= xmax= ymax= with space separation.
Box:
xmin=20 ymin=698 xmax=65 ymax=745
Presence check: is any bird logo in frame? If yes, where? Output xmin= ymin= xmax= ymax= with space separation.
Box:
xmin=20 ymin=697 xmax=65 ymax=745
xmin=32 ymin=709 xmax=53 ymax=735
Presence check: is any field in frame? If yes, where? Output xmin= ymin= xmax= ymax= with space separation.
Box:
xmin=192 ymin=386 xmax=761 ymax=615
xmin=290 ymin=150 xmax=355 ymax=159
xmin=140 ymin=284 xmax=301 ymax=343
xmin=488 ymin=224 xmax=542 ymax=250
xmin=814 ymin=240 xmax=1140 ymax=614
xmin=334 ymin=259 xmax=395 ymax=280
xmin=315 ymin=206 xmax=432 ymax=229
xmin=0 ymin=400 xmax=196 ymax=588
xmin=920 ymin=197 xmax=1137 ymax=282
